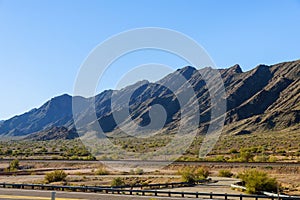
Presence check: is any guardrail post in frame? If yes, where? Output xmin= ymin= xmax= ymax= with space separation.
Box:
xmin=239 ymin=194 xmax=242 ymax=200
xmin=196 ymin=192 xmax=198 ymax=198
xmin=181 ymin=192 xmax=184 ymax=197
xmin=155 ymin=190 xmax=157 ymax=196
xmin=225 ymin=193 xmax=227 ymax=200
xmin=210 ymin=192 xmax=213 ymax=199
xmin=51 ymin=191 xmax=56 ymax=200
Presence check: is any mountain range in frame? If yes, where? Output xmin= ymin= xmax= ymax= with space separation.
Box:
xmin=0 ymin=59 xmax=299 ymax=140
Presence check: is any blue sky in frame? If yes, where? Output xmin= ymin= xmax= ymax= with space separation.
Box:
xmin=0 ymin=0 xmax=300 ymax=120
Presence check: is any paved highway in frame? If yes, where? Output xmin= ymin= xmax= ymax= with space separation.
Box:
xmin=0 ymin=159 xmax=299 ymax=167
xmin=0 ymin=188 xmax=200 ymax=200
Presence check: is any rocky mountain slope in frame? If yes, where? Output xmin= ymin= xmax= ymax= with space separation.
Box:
xmin=0 ymin=59 xmax=299 ymax=140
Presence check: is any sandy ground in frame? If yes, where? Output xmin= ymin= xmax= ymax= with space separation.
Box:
xmin=159 ymin=177 xmax=241 ymax=194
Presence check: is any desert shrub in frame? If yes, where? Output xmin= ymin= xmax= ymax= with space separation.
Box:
xmin=45 ymin=170 xmax=67 ymax=183
xmin=70 ymin=155 xmax=79 ymax=160
xmin=179 ymin=167 xmax=195 ymax=183
xmin=111 ymin=177 xmax=125 ymax=187
xmin=134 ymin=168 xmax=144 ymax=175
xmin=218 ymin=169 xmax=233 ymax=177
xmin=9 ymin=159 xmax=19 ymax=171
xmin=254 ymin=155 xmax=269 ymax=162
xmin=135 ymin=168 xmax=144 ymax=175
xmin=238 ymin=169 xmax=278 ymax=194
xmin=239 ymin=148 xmax=255 ymax=162
xmin=178 ymin=166 xmax=209 ymax=183
xmin=84 ymin=155 xmax=96 ymax=160
xmin=207 ymin=155 xmax=226 ymax=162
xmin=229 ymin=148 xmax=238 ymax=154
xmin=268 ymin=156 xmax=277 ymax=162
xmin=276 ymin=149 xmax=286 ymax=155
xmin=195 ymin=167 xmax=209 ymax=179
xmin=129 ymin=168 xmax=144 ymax=175
xmin=95 ymin=166 xmax=109 ymax=175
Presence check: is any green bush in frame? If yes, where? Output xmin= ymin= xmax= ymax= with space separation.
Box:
xmin=218 ymin=169 xmax=233 ymax=177
xmin=111 ymin=177 xmax=125 ymax=187
xmin=254 ymin=155 xmax=269 ymax=162
xmin=178 ymin=166 xmax=209 ymax=183
xmin=268 ymin=156 xmax=277 ymax=162
xmin=238 ymin=169 xmax=278 ymax=194
xmin=129 ymin=168 xmax=144 ymax=175
xmin=95 ymin=167 xmax=109 ymax=175
xmin=45 ymin=170 xmax=67 ymax=183
xmin=239 ymin=148 xmax=254 ymax=162
xmin=9 ymin=159 xmax=19 ymax=171
xmin=135 ymin=168 xmax=144 ymax=175
xmin=229 ymin=148 xmax=238 ymax=154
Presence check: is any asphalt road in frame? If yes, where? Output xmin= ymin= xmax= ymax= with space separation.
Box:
xmin=0 ymin=188 xmax=202 ymax=200
xmin=1 ymin=159 xmax=299 ymax=167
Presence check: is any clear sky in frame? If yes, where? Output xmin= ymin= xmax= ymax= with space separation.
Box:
xmin=0 ymin=0 xmax=300 ymax=120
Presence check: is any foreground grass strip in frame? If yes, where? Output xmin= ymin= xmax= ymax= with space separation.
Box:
xmin=0 ymin=195 xmax=87 ymax=200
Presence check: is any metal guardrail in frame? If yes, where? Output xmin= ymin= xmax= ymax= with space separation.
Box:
xmin=1 ymin=182 xmax=300 ymax=199
xmin=111 ymin=180 xmax=208 ymax=189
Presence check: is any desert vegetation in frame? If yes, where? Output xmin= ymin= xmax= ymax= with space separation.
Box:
xmin=0 ymin=131 xmax=299 ymax=163
xmin=238 ymin=169 xmax=278 ymax=194
xmin=44 ymin=170 xmax=68 ymax=183
xmin=218 ymin=169 xmax=233 ymax=177
xmin=178 ymin=166 xmax=209 ymax=183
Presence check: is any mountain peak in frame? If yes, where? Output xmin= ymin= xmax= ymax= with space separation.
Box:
xmin=50 ymin=93 xmax=71 ymax=101
xmin=177 ymin=66 xmax=196 ymax=73
xmin=175 ymin=66 xmax=197 ymax=79
xmin=230 ymin=64 xmax=243 ymax=73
